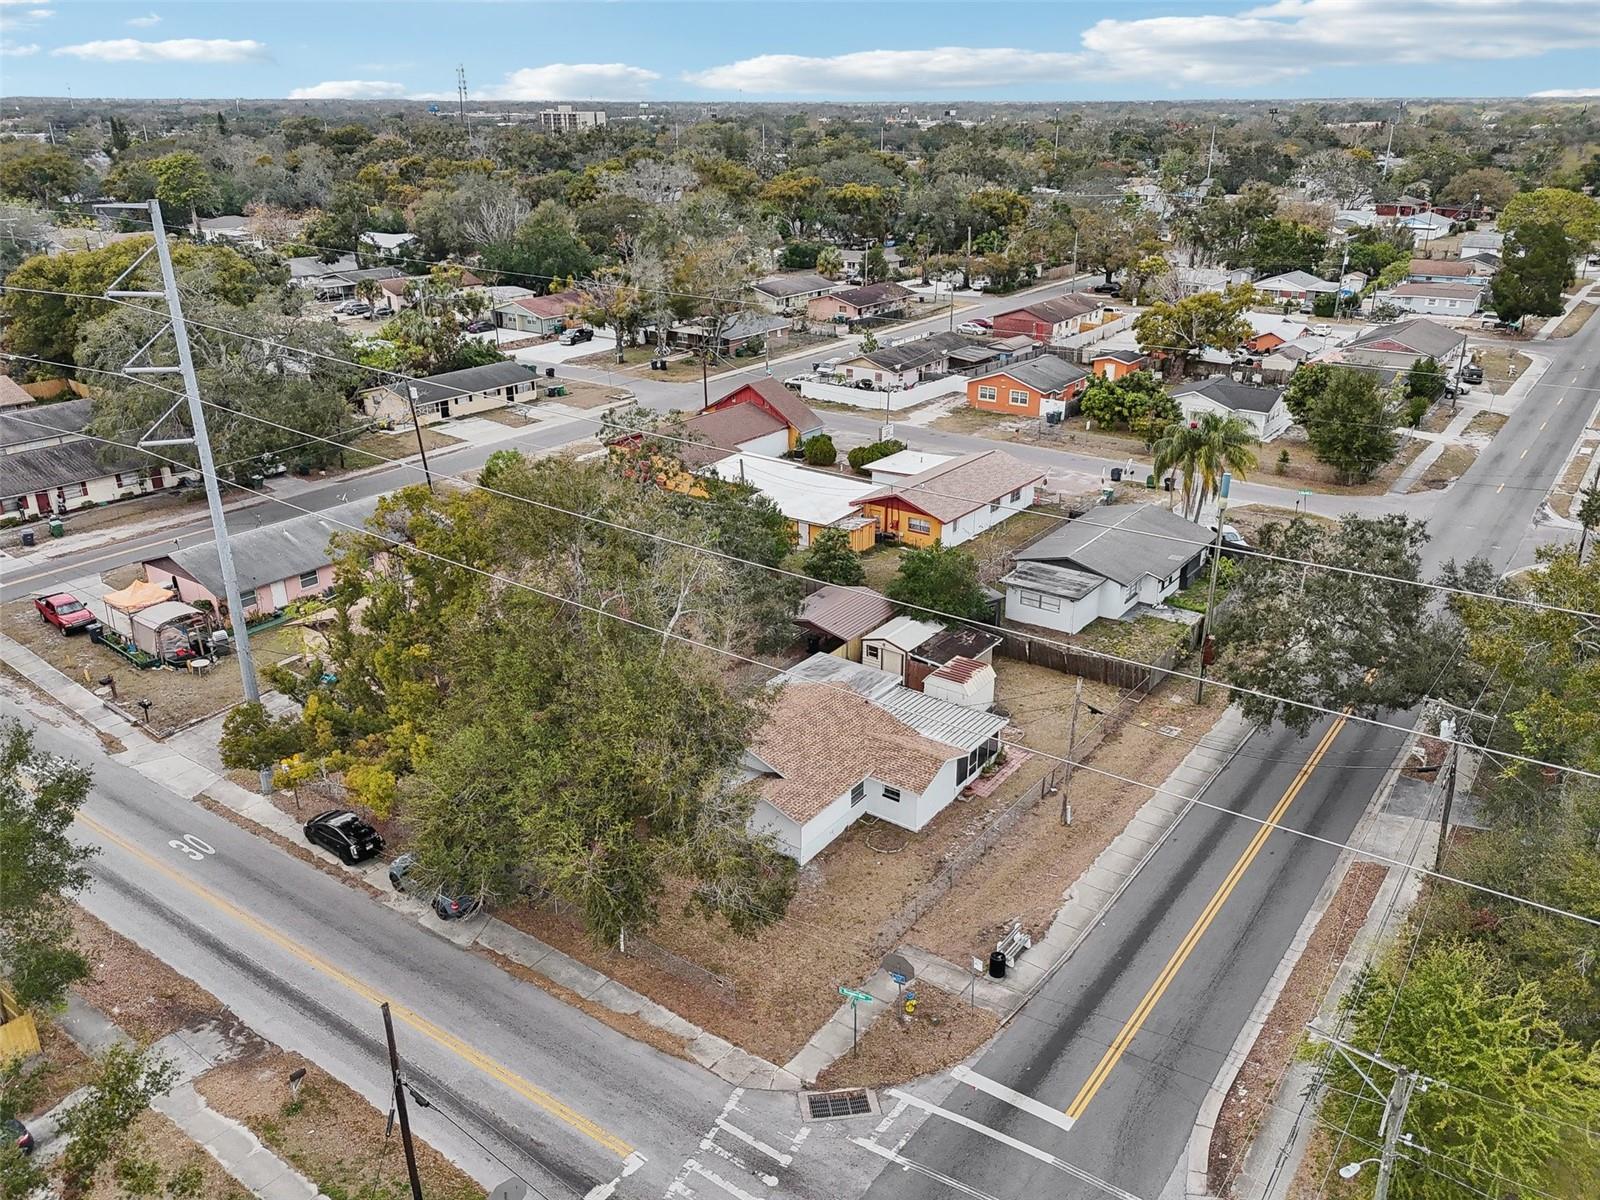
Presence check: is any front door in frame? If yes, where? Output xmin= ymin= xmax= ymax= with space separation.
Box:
xmin=34 ymin=492 xmax=51 ymax=515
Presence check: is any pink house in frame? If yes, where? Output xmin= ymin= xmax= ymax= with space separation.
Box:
xmin=143 ymin=497 xmax=379 ymax=619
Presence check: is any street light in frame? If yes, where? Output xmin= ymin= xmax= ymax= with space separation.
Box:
xmin=1339 ymin=1158 xmax=1380 ymax=1180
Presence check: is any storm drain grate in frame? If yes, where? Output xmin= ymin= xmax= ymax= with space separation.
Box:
xmin=805 ymin=1088 xmax=875 ymax=1120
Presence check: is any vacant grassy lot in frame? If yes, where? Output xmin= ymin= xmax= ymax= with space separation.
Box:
xmin=342 ymin=425 xmax=463 ymax=470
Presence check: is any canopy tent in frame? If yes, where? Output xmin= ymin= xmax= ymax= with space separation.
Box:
xmin=127 ymin=600 xmax=205 ymax=658
xmin=103 ymin=578 xmax=171 ymax=613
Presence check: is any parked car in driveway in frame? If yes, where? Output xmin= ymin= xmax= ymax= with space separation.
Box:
xmin=957 ymin=319 xmax=992 ymax=336
xmin=557 ymin=326 xmax=594 ymax=345
xmin=34 ymin=592 xmax=98 ymax=636
xmin=388 ymin=852 xmax=482 ymax=920
xmin=1460 ymin=363 xmax=1483 ymax=384
xmin=5 ymin=1118 xmax=33 ymax=1156
xmin=1092 ymin=280 xmax=1122 ymax=295
xmin=332 ymin=300 xmax=374 ymax=317
xmin=464 ymin=318 xmax=495 ymax=333
xmin=303 ymin=810 xmax=384 ymax=864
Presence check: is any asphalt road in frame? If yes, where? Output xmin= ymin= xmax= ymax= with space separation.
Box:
xmin=859 ymin=309 xmax=1600 ymax=1199
xmin=2 ymin=699 xmax=866 ymax=1200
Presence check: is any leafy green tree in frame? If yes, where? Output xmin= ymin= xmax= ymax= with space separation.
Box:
xmin=804 ymin=527 xmax=866 ymax=585
xmin=0 ymin=142 xmax=86 ymax=206
xmin=56 ymin=1043 xmax=179 ymax=1197
xmin=1406 ymin=356 xmax=1446 ymax=403
xmin=1578 ymin=481 xmax=1600 ymax=562
xmin=1078 ymin=370 xmax=1177 ymax=435
xmin=1243 ymin=218 xmax=1327 ymax=277
xmin=0 ymin=719 xmax=94 ymax=1011
xmin=0 ymin=1051 xmax=46 ymax=1195
xmin=1282 ymin=361 xmax=1333 ymax=424
xmin=149 ymin=151 xmax=217 ymax=237
xmin=1214 ymin=515 xmax=1442 ymax=733
xmin=483 ymin=201 xmax=595 ymax=288
xmin=1299 ymin=366 xmax=1403 ymax=484
xmin=1152 ymin=412 xmax=1258 ymax=521
xmin=1134 ymin=285 xmax=1255 ymax=378
xmin=1320 ymin=941 xmax=1600 ymax=1200
xmin=1437 ymin=166 xmax=1517 ymax=211
xmin=887 ymin=543 xmax=990 ymax=622
xmin=815 ymin=245 xmax=844 ymax=279
xmin=803 ymin=434 xmax=837 ymax=466
xmin=864 ymin=245 xmax=890 ymax=283
xmin=1500 ymin=187 xmax=1600 ymax=252
xmin=101 ymin=158 xmax=159 ymax=204
xmin=1490 ymin=220 xmax=1574 ymax=325
xmin=219 ymin=702 xmax=308 ymax=775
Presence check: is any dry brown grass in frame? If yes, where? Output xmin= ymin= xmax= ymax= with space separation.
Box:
xmin=1405 ymin=442 xmax=1479 ymax=493
xmin=1468 ymin=347 xmax=1532 ymax=395
xmin=343 ymin=426 xmax=464 ymax=470
xmin=1550 ymin=301 xmax=1599 ymax=339
xmin=69 ymin=907 xmax=226 ymax=1042
xmin=814 ymin=985 xmax=999 ymax=1088
xmin=1464 ymin=411 xmax=1509 ymax=438
xmin=80 ymin=1110 xmax=253 ymax=1200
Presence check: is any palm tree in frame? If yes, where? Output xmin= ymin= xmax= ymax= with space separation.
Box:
xmin=1153 ymin=412 xmax=1259 ymax=521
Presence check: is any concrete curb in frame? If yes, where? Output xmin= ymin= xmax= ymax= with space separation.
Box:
xmin=1181 ymin=726 xmax=1417 ymax=1200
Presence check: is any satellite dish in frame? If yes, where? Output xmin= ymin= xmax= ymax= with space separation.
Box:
xmin=490 ymin=1182 xmax=528 ymax=1200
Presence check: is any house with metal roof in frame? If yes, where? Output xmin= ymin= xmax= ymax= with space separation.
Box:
xmin=359 ymin=360 xmax=541 ymax=425
xmin=794 ymin=585 xmax=898 ymax=661
xmin=1374 ymin=281 xmax=1483 ymax=318
xmin=1171 ymin=378 xmax=1292 ymax=441
xmin=851 ymin=449 xmax=1045 ymax=548
xmin=1002 ymin=503 xmax=1210 ymax=632
xmin=703 ymin=453 xmax=880 ymax=551
xmin=742 ymin=652 xmax=1007 ymax=863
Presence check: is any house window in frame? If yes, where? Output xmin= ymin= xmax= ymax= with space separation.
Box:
xmin=883 ymin=786 xmax=901 ymax=803
xmin=956 ymin=757 xmax=970 ymax=785
xmin=1019 ymin=589 xmax=1062 ymax=612
xmin=113 ymin=472 xmax=126 ymax=487
xmin=990 ymin=500 xmax=1000 ymax=513
xmin=865 ymin=644 xmax=880 ymax=662
xmin=1 ymin=497 xmax=18 ymax=513
xmin=78 ymin=482 xmax=90 ymax=497
xmin=1009 ymin=488 xmax=1022 ymax=502
xmin=297 ymin=570 xmax=321 ymax=589
xmin=1125 ymin=580 xmax=1140 ymax=600
xmin=850 ymin=781 xmax=866 ymax=806
xmin=977 ymin=385 xmax=997 ymax=401
xmin=239 ymin=588 xmax=258 ymax=609
xmin=1009 ymin=389 xmax=1030 ymax=406
xmin=907 ymin=518 xmax=931 ymax=535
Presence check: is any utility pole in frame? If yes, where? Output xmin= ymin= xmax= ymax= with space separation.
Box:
xmin=106 ymin=199 xmax=271 ymax=793
xmin=1374 ymin=1068 xmax=1417 ymax=1200
xmin=1060 ymin=677 xmax=1082 ymax=825
xmin=456 ymin=65 xmax=468 ymax=129
xmin=1195 ymin=471 xmax=1231 ymax=703
xmin=381 ymin=1003 xmax=425 ymax=1200
xmin=404 ymin=386 xmax=437 ymax=492
xmin=1381 ymin=114 xmax=1397 ymax=178
xmin=1433 ymin=717 xmax=1459 ymax=874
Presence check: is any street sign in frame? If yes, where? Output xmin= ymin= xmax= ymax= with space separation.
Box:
xmin=888 ymin=971 xmax=907 ymax=985
xmin=839 ymin=986 xmax=874 ymax=1004
xmin=881 ymin=951 xmax=917 ymax=982
xmin=490 ymin=1182 xmax=528 ymax=1200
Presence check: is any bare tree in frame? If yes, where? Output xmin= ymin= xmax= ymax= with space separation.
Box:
xmin=462 ymin=184 xmax=531 ymax=250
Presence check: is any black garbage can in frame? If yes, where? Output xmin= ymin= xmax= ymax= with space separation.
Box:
xmin=988 ymin=950 xmax=1008 ymax=979
xmin=20 ymin=529 xmax=36 ymax=547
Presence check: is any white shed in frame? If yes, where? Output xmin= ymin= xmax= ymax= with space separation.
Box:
xmin=922 ymin=656 xmax=996 ymax=709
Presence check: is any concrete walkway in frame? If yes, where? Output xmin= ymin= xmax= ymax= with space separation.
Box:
xmin=41 ymin=995 xmax=328 ymax=1200
xmin=0 ymin=629 xmax=799 ymax=1093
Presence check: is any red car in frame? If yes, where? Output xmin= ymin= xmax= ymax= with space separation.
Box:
xmin=34 ymin=592 xmax=98 ymax=635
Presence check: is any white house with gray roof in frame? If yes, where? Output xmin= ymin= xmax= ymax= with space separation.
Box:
xmin=359 ymin=361 xmax=540 ymax=425
xmin=1171 ymin=378 xmax=1292 ymax=441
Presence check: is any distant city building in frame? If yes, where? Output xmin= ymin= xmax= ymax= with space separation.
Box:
xmin=539 ymin=105 xmax=606 ymax=132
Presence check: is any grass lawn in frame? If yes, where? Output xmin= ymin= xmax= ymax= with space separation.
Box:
xmin=1464 ymin=411 xmax=1509 ymax=439
xmin=1070 ymin=613 xmax=1192 ymax=660
xmin=1468 ymin=347 xmax=1532 ymax=395
xmin=341 ymin=426 xmax=463 ymax=471
xmin=1550 ymin=301 xmax=1599 ymax=339
xmin=1406 ymin=442 xmax=1479 ymax=493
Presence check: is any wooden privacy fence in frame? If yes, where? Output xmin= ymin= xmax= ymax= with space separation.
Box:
xmin=994 ymin=631 xmax=1182 ymax=692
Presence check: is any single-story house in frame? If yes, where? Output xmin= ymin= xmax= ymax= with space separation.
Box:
xmin=1376 ymin=282 xmax=1483 ymax=317
xmin=1088 ymin=349 xmax=1148 ymax=380
xmin=198 ymin=215 xmax=258 ymax=246
xmin=750 ymin=272 xmax=841 ymax=313
xmin=1173 ymin=266 xmax=1254 ymax=296
xmin=864 ymin=450 xmax=955 ymax=484
xmin=1397 ymin=212 xmax=1454 ymax=242
xmin=287 ymin=254 xmax=358 ymax=288
xmin=701 ymin=378 xmax=824 ymax=451
xmin=1 ymin=398 xmax=191 ymax=520
xmin=1405 ymin=258 xmax=1492 ymax=287
xmin=1172 ymin=377 xmax=1293 ymax=442
xmin=966 ymin=356 xmax=1089 ymax=420
xmin=834 ymin=331 xmax=997 ymax=389
xmin=1339 ymin=317 xmax=1466 ymax=372
xmin=1243 ymin=312 xmax=1309 ymax=353
xmin=359 ymin=231 xmax=418 ymax=255
xmin=861 ymin=615 xmax=945 ymax=683
xmin=1005 ymin=502 xmax=1211 ymax=631
xmin=1459 ymin=231 xmax=1505 ymax=261
xmin=852 ymin=449 xmax=1044 ymax=549
xmin=1332 ymin=209 xmax=1380 ymax=233
xmin=142 ymin=496 xmax=381 ymax=619
xmin=494 ymin=289 xmax=584 ymax=335
xmin=312 ymin=265 xmax=407 ymax=302
xmin=1260 ymin=339 xmax=1326 ymax=381
xmin=359 ymin=360 xmax=540 ymax=425
xmin=1252 ymin=271 xmax=1341 ymax=306
xmin=704 ymin=453 xmax=879 ymax=551
xmin=794 ymin=585 xmax=898 ymax=661
xmin=807 ymin=282 xmax=914 ymax=323
xmin=989 ymin=293 xmax=1105 ymax=344
xmin=650 ymin=380 xmax=826 ymax=469
xmin=837 ymin=245 xmax=905 ymax=277
xmin=742 ymin=654 xmax=1006 ymax=864
xmin=668 ymin=312 xmax=793 ymax=356
xmin=1374 ymin=196 xmax=1430 ymax=218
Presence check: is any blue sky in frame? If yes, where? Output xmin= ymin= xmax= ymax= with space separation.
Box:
xmin=3 ymin=1 xmax=1598 ymax=102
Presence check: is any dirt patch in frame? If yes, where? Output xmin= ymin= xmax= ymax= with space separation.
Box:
xmin=1207 ymin=861 xmax=1386 ymax=1198
xmin=28 ymin=489 xmax=205 ymax=545
xmin=69 ymin=907 xmax=227 ymax=1042
xmin=19 ymin=1016 xmax=97 ymax=1119
xmin=1466 ymin=347 xmax=1531 ymax=395
xmin=1405 ymin=442 xmax=1478 ymax=493
xmin=1415 ymin=402 xmax=1454 ymax=434
xmin=196 ymin=1049 xmax=484 ymax=1200
xmin=81 ymin=1109 xmax=252 ymax=1200
xmin=1464 ymin=411 xmax=1508 ymax=439
xmin=540 ymin=378 xmax=632 ymax=410
xmin=814 ymin=985 xmax=999 ymax=1089
xmin=1550 ymin=301 xmax=1599 ymax=339
xmin=1547 ymin=434 xmax=1599 ymax=520
xmin=477 ymin=406 xmax=536 ymax=427
xmin=0 ymin=605 xmax=309 ymax=737
xmin=908 ymin=674 xmax=1232 ymax=964
xmin=194 ymin=792 xmax=388 ymax=900
xmin=343 ymin=426 xmax=464 ymax=471
xmin=1226 ymin=505 xmax=1338 ymax=543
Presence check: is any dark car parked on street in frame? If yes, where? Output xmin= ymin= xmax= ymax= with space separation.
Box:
xmin=1092 ymin=280 xmax=1122 ymax=295
xmin=388 ymin=852 xmax=483 ymax=920
xmin=303 ymin=810 xmax=384 ymax=864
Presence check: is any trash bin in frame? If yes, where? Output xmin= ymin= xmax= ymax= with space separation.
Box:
xmin=1109 ymin=467 xmax=1123 ymax=482
xmin=20 ymin=529 xmax=35 ymax=547
xmin=48 ymin=518 xmax=64 ymax=538
xmin=544 ymin=367 xmax=556 ymax=378
xmin=1146 ymin=473 xmax=1157 ymax=488
xmin=988 ymin=950 xmax=1008 ymax=980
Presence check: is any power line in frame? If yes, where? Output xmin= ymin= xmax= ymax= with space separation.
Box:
xmin=9 ymin=412 xmax=1600 ymax=927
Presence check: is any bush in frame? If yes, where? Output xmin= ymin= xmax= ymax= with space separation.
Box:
xmin=846 ymin=438 xmax=906 ymax=472
xmin=803 ymin=434 xmax=837 ymax=466
xmin=1405 ymin=393 xmax=1431 ymax=427
xmin=1312 ymin=292 xmax=1339 ymax=317
xmin=780 ymin=241 xmax=821 ymax=269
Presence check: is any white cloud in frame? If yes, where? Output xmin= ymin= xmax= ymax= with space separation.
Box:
xmin=468 ymin=62 xmax=660 ymax=100
xmin=289 ymin=79 xmax=407 ymax=100
xmin=687 ymin=0 xmax=1600 ymax=94
xmin=1530 ymin=87 xmax=1600 ymax=97
xmin=52 ymin=37 xmax=267 ymax=64
xmin=126 ymin=11 xmax=161 ymax=27
xmin=0 ymin=3 xmax=52 ymax=30
xmin=0 ymin=40 xmax=39 ymax=56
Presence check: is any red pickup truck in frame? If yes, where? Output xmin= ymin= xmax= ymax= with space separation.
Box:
xmin=34 ymin=592 xmax=98 ymax=635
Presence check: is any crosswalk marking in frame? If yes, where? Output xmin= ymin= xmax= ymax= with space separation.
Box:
xmin=715 ymin=1117 xmax=792 ymax=1166
xmin=678 ymin=1160 xmax=767 ymax=1200
xmin=950 ymin=1065 xmax=1077 ymax=1133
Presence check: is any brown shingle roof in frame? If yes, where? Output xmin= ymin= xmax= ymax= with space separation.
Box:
xmin=1409 ymin=258 xmax=1474 ymax=276
xmin=509 ymin=289 xmax=583 ymax=319
xmin=752 ymin=684 xmax=957 ymax=823
xmin=676 ymin=403 xmax=789 ymax=467
xmin=855 ymin=449 xmax=1045 ymax=522
xmin=830 ymin=282 xmax=914 ymax=309
xmin=997 ymin=293 xmax=1100 ymax=324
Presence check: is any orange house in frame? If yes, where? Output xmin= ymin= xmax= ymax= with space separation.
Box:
xmin=1088 ymin=349 xmax=1148 ymax=380
xmin=966 ymin=357 xmax=1089 ymax=420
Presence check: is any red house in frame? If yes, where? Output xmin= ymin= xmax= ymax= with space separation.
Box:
xmin=701 ymin=378 xmax=825 ymax=450
xmin=989 ymin=294 xmax=1104 ymax=344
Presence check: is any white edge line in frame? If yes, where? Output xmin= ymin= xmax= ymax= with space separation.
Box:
xmin=950 ymin=1064 xmax=1077 ymax=1132
xmin=850 ymin=1138 xmax=1003 ymax=1200
xmin=714 ymin=1116 xmax=793 ymax=1166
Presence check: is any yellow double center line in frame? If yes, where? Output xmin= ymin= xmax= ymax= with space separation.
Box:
xmin=1064 ymin=708 xmax=1352 ymax=1121
xmin=76 ymin=811 xmax=634 ymax=1159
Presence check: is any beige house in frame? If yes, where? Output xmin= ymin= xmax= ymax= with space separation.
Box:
xmin=359 ymin=361 xmax=541 ymax=426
